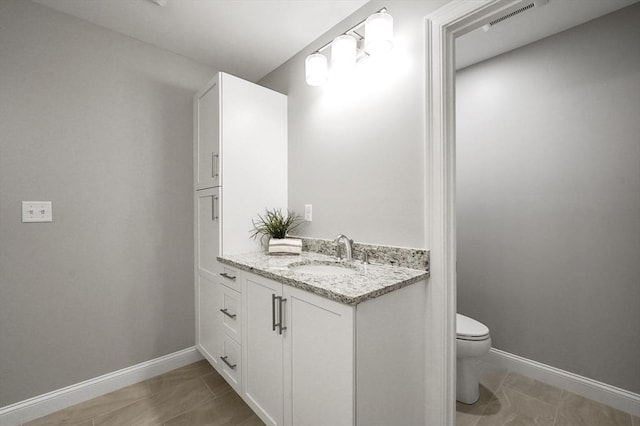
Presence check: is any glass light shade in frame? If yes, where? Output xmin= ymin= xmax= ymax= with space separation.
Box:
xmin=305 ymin=53 xmax=328 ymax=86
xmin=364 ymin=12 xmax=393 ymax=55
xmin=331 ymin=34 xmax=357 ymax=76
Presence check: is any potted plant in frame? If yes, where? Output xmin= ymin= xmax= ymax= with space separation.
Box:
xmin=250 ymin=208 xmax=304 ymax=254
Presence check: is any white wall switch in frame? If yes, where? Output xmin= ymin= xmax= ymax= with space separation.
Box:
xmin=22 ymin=201 xmax=53 ymax=223
xmin=304 ymin=204 xmax=312 ymax=222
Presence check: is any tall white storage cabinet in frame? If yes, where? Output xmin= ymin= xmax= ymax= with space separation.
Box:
xmin=194 ymin=72 xmax=287 ymax=383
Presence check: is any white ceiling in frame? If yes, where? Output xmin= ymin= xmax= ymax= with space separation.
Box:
xmin=456 ymin=0 xmax=639 ymax=70
xmin=31 ymin=0 xmax=369 ymax=82
xmin=31 ymin=0 xmax=639 ymax=81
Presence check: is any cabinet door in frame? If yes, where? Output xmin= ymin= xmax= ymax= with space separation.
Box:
xmin=243 ymin=275 xmax=284 ymax=426
xmin=194 ymin=77 xmax=220 ymax=190
xmin=196 ymin=274 xmax=221 ymax=370
xmin=219 ymin=72 xmax=287 ymax=255
xmin=196 ymin=187 xmax=219 ymax=280
xmin=283 ymin=286 xmax=355 ymax=426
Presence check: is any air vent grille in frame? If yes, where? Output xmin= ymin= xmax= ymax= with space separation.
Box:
xmin=488 ymin=3 xmax=535 ymax=27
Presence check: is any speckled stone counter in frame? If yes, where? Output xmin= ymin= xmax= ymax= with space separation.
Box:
xmin=217 ymin=251 xmax=428 ymax=305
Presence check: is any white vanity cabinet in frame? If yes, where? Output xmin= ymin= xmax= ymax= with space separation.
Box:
xmin=242 ymin=273 xmax=354 ymax=426
xmin=240 ymin=270 xmax=426 ymax=426
xmin=194 ymin=72 xmax=287 ymax=389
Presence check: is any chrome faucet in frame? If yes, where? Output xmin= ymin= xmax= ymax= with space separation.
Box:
xmin=333 ymin=234 xmax=353 ymax=261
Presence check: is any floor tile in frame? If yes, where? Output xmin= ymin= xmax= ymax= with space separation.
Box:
xmin=456 ymin=384 xmax=496 ymax=426
xmin=554 ymin=393 xmax=632 ymax=426
xmin=235 ymin=415 xmax=265 ymax=426
xmin=24 ymin=417 xmax=93 ymax=426
xmin=93 ymin=396 xmax=163 ymax=426
xmin=146 ymin=360 xmax=215 ymax=394
xmin=501 ymin=372 xmax=567 ymax=406
xmin=22 ymin=361 xmax=637 ymax=426
xmin=93 ymin=376 xmax=214 ymax=426
xmin=201 ymin=371 xmax=234 ymax=398
xmin=479 ymin=369 xmax=508 ymax=394
xmin=164 ymin=392 xmax=261 ymax=426
xmin=24 ymin=382 xmax=152 ymax=426
xmin=476 ymin=386 xmax=557 ymax=426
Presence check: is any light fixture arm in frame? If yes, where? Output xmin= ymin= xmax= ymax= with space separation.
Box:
xmin=311 ymin=7 xmax=388 ymax=56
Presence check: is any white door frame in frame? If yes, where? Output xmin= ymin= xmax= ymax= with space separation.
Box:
xmin=423 ymin=1 xmax=533 ymax=424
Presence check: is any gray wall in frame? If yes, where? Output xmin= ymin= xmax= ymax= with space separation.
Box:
xmin=456 ymin=5 xmax=640 ymax=393
xmin=259 ymin=0 xmax=449 ymax=249
xmin=0 ymin=0 xmax=213 ymax=405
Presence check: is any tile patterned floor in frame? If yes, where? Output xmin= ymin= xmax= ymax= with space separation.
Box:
xmin=456 ymin=370 xmax=640 ymax=426
xmin=22 ymin=360 xmax=264 ymax=426
xmin=20 ymin=360 xmax=639 ymax=426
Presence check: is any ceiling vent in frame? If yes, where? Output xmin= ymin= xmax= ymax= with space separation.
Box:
xmin=483 ymin=0 xmax=549 ymax=31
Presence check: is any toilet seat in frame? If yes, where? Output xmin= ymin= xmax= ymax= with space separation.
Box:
xmin=456 ymin=313 xmax=490 ymax=341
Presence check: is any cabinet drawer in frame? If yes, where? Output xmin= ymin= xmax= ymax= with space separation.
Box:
xmin=220 ymin=335 xmax=241 ymax=393
xmin=220 ymin=285 xmax=241 ymax=343
xmin=218 ymin=265 xmax=241 ymax=292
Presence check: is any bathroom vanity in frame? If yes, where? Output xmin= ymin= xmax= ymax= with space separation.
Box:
xmin=197 ymin=251 xmax=428 ymax=426
xmin=193 ymin=71 xmax=430 ymax=426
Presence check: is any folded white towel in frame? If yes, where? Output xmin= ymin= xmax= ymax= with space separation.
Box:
xmin=268 ymin=238 xmax=302 ymax=254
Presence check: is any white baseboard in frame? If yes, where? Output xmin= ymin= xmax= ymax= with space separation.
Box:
xmin=485 ymin=348 xmax=640 ymax=417
xmin=0 ymin=347 xmax=204 ymax=426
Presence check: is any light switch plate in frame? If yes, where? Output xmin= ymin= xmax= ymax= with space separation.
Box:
xmin=22 ymin=201 xmax=53 ymax=223
xmin=304 ymin=204 xmax=312 ymax=222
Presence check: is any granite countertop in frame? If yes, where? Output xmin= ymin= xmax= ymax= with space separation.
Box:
xmin=217 ymin=251 xmax=428 ymax=305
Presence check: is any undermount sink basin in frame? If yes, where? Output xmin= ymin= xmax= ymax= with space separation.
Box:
xmin=289 ymin=262 xmax=357 ymax=276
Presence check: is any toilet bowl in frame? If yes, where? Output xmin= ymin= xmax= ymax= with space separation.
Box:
xmin=456 ymin=313 xmax=491 ymax=404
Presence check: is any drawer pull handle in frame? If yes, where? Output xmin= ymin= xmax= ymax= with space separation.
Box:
xmin=219 ymin=272 xmax=236 ymax=281
xmin=220 ymin=308 xmax=236 ymax=319
xmin=220 ymin=356 xmax=236 ymax=370
xmin=272 ymin=295 xmax=287 ymax=335
xmin=212 ymin=195 xmax=219 ymax=221
xmin=272 ymin=294 xmax=277 ymax=331
xmin=278 ymin=297 xmax=287 ymax=335
xmin=212 ymin=153 xmax=219 ymax=179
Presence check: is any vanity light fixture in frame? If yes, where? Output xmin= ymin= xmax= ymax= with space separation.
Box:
xmin=304 ymin=7 xmax=393 ymax=87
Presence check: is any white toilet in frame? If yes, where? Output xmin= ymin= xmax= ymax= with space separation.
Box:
xmin=456 ymin=313 xmax=491 ymax=404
